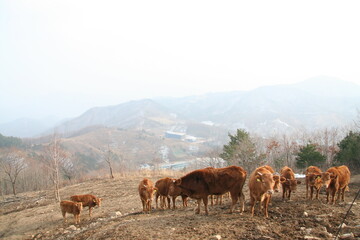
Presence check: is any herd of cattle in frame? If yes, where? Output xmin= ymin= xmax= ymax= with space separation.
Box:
xmin=58 ymin=164 xmax=351 ymax=224
xmin=138 ymin=164 xmax=351 ymax=218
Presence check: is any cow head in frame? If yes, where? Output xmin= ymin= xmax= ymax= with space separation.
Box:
xmin=282 ymin=178 xmax=300 ymax=191
xmin=93 ymin=197 xmax=102 ymax=207
xmin=256 ymin=172 xmax=274 ymax=195
xmin=272 ymin=175 xmax=281 ymax=192
xmin=321 ymin=172 xmax=337 ymax=188
xmin=76 ymin=202 xmax=83 ymax=211
xmin=173 ymin=178 xmax=182 ymax=186
xmin=308 ymin=174 xmax=323 ymax=189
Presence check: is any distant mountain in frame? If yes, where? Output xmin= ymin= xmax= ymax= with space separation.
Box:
xmin=0 ymin=117 xmax=62 ymax=138
xmin=156 ymin=76 xmax=360 ymax=135
xmin=51 ymin=99 xmax=183 ymax=137
xmin=2 ymin=76 xmax=360 ymax=138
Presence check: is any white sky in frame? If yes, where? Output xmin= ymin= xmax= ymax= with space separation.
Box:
xmin=1 ymin=0 xmax=360 ymax=123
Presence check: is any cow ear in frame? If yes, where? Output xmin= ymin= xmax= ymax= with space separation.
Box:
xmin=280 ymin=177 xmax=286 ymax=183
xmin=256 ymin=175 xmax=262 ymax=182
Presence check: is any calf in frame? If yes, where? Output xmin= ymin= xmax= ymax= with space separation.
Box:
xmin=60 ymin=200 xmax=83 ymax=224
xmin=174 ymin=166 xmax=247 ymax=215
xmin=155 ymin=177 xmax=172 ymax=209
xmin=280 ymin=166 xmax=301 ymax=200
xmin=321 ymin=165 xmax=351 ymax=204
xmin=249 ymin=166 xmax=278 ymax=217
xmin=168 ymin=180 xmax=188 ymax=209
xmin=70 ymin=194 xmax=102 ymax=217
xmin=138 ymin=178 xmax=157 ymax=213
xmin=305 ymin=166 xmax=323 ymax=200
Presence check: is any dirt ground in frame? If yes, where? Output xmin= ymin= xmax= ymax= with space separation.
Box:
xmin=1 ymin=172 xmax=359 ymax=240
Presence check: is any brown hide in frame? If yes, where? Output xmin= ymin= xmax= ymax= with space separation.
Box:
xmin=138 ymin=178 xmax=157 ymax=213
xmin=70 ymin=194 xmax=102 ymax=217
xmin=155 ymin=178 xmax=172 ymax=209
xmin=280 ymin=166 xmax=301 ymax=200
xmin=60 ymin=200 xmax=83 ymax=224
xmin=305 ymin=166 xmax=322 ymax=200
xmin=175 ymin=166 xmax=246 ymax=215
xmin=321 ymin=165 xmax=350 ymax=204
xmin=248 ymin=166 xmax=276 ymax=217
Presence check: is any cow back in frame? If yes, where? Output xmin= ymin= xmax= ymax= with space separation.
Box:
xmin=176 ymin=166 xmax=246 ymax=198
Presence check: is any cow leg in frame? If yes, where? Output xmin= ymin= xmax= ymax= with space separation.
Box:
xmin=182 ymin=195 xmax=188 ymax=207
xmin=250 ymin=196 xmax=256 ymax=217
xmin=195 ymin=199 xmax=201 ymax=214
xmin=229 ymin=191 xmax=239 ymax=213
xmin=288 ymin=190 xmax=292 ymax=200
xmin=337 ymin=188 xmax=343 ymax=203
xmin=315 ymin=187 xmax=320 ymax=200
xmin=341 ymin=187 xmax=346 ymax=202
xmin=203 ymin=197 xmax=209 ymax=215
xmin=306 ymin=182 xmax=309 ymax=199
xmin=239 ymin=192 xmax=245 ymax=213
xmin=89 ymin=207 xmax=93 ymax=217
xmin=282 ymin=187 xmax=286 ymax=200
xmin=331 ymin=189 xmax=337 ymax=205
xmin=326 ymin=189 xmax=330 ymax=204
xmin=263 ymin=195 xmax=270 ymax=218
xmin=141 ymin=199 xmax=146 ymax=212
xmin=210 ymin=195 xmax=214 ymax=206
xmin=155 ymin=193 xmax=159 ymax=209
xmin=62 ymin=210 xmax=67 ymax=223
xmin=172 ymin=196 xmax=176 ymax=210
xmin=310 ymin=186 xmax=314 ymax=200
xmin=167 ymin=196 xmax=171 ymax=209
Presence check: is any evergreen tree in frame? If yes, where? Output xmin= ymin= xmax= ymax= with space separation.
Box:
xmin=0 ymin=134 xmax=23 ymax=148
xmin=220 ymin=129 xmax=264 ymax=172
xmin=334 ymin=131 xmax=360 ymax=172
xmin=295 ymin=143 xmax=326 ymax=169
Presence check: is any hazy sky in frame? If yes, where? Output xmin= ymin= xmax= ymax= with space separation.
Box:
xmin=1 ymin=0 xmax=360 ymax=123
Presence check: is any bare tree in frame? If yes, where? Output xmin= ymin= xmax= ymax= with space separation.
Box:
xmin=41 ymin=134 xmax=68 ymax=202
xmin=103 ymin=145 xmax=116 ymax=179
xmin=0 ymin=148 xmax=27 ymax=195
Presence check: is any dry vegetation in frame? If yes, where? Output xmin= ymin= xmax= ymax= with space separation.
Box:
xmin=0 ymin=171 xmax=359 ymax=240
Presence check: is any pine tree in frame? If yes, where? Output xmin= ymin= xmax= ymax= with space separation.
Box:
xmin=295 ymin=143 xmax=326 ymax=169
xmin=334 ymin=131 xmax=360 ymax=172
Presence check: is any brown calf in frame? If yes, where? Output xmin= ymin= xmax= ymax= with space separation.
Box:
xmin=249 ymin=166 xmax=278 ymax=218
xmin=60 ymin=200 xmax=83 ymax=224
xmin=305 ymin=166 xmax=322 ymax=200
xmin=70 ymin=194 xmax=102 ymax=217
xmin=280 ymin=166 xmax=301 ymax=200
xmin=321 ymin=165 xmax=350 ymax=204
xmin=138 ymin=178 xmax=157 ymax=213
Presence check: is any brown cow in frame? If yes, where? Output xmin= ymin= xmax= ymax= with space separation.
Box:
xmin=155 ymin=177 xmax=188 ymax=210
xmin=70 ymin=194 xmax=102 ymax=217
xmin=305 ymin=166 xmax=323 ymax=200
xmin=168 ymin=180 xmax=188 ymax=209
xmin=280 ymin=166 xmax=301 ymax=200
xmin=60 ymin=200 xmax=83 ymax=224
xmin=138 ymin=178 xmax=157 ymax=213
xmin=174 ymin=165 xmax=247 ymax=215
xmin=155 ymin=177 xmax=172 ymax=209
xmin=321 ymin=165 xmax=351 ymax=204
xmin=249 ymin=166 xmax=278 ymax=217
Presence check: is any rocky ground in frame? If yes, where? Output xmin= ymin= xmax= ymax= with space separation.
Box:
xmin=0 ymin=172 xmax=359 ymax=240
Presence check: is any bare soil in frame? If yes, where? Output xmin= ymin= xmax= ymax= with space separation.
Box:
xmin=1 ymin=173 xmax=359 ymax=240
